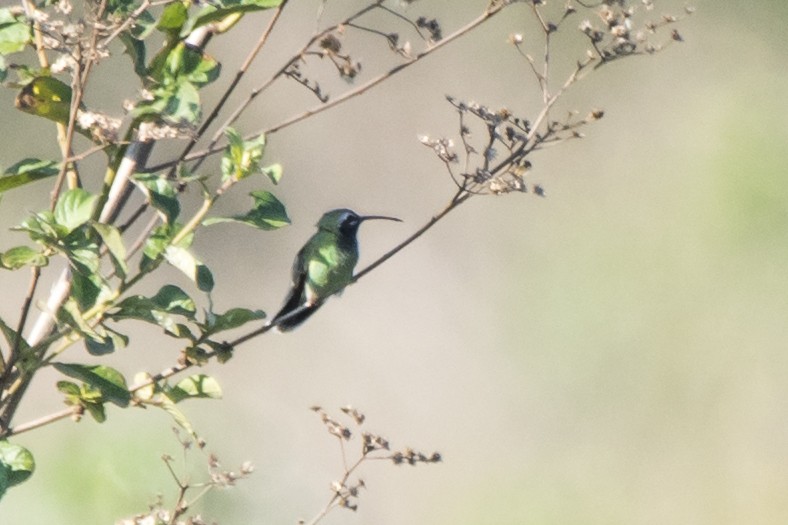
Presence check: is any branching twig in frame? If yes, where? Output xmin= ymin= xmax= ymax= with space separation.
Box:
xmin=147 ymin=1 xmax=506 ymax=173
xmin=181 ymin=0 xmax=385 ymax=176
xmin=168 ymin=0 xmax=291 ymax=178
xmin=302 ymin=406 xmax=439 ymax=524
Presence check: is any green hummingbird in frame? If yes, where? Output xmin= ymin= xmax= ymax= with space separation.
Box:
xmin=269 ymin=208 xmax=401 ymax=331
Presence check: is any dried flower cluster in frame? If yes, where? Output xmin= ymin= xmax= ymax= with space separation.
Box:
xmin=421 ymin=96 xmax=547 ymax=196
xmin=419 ymin=0 xmax=691 ymax=198
xmin=578 ymin=2 xmax=693 ymax=62
xmin=306 ymin=406 xmax=440 ymax=521
xmin=119 ymin=432 xmax=254 ymax=525
xmin=285 ymin=3 xmax=445 ymax=103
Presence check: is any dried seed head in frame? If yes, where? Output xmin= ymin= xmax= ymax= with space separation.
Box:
xmin=320 ymin=34 xmax=342 ymax=54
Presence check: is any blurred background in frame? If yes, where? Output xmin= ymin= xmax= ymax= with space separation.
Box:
xmin=2 ymin=0 xmax=788 ymax=523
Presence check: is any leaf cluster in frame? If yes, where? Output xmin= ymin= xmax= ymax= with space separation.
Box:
xmin=0 ymin=0 xmax=291 ymax=501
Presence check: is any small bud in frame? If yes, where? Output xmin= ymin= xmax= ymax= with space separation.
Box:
xmin=587 ymin=109 xmax=605 ymax=121
xmin=508 ymin=33 xmax=523 ymax=45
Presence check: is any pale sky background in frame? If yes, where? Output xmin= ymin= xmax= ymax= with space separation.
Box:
xmin=2 ymin=1 xmax=788 ymax=523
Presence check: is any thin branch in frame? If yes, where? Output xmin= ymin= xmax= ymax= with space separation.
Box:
xmin=5 ymin=267 xmax=40 ymax=375
xmin=169 ymin=0 xmax=290 ymax=177
xmin=377 ymin=3 xmax=430 ymax=41
xmin=99 ymin=0 xmax=152 ymax=48
xmin=3 ymin=183 xmax=474 ymax=438
xmin=258 ymin=6 xmax=503 ymax=137
xmin=354 ymin=189 xmax=469 ymax=282
xmin=64 ymin=142 xmax=118 ymax=163
xmin=182 ymin=0 xmax=385 ymax=175
xmin=148 ymin=1 xmax=506 ymax=173
xmin=530 ymin=1 xmax=552 ymax=103
xmin=3 ymin=406 xmax=77 ymax=437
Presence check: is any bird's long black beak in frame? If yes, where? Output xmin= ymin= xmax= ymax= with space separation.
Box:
xmin=360 ymin=215 xmax=402 ymax=223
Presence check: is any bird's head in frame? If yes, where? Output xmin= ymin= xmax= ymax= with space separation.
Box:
xmin=317 ymin=209 xmax=401 ymax=237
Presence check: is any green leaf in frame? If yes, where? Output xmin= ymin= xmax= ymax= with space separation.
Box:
xmin=15 ymin=211 xmax=67 ymax=246
xmin=187 ymin=0 xmax=283 ymax=33
xmin=221 ymin=129 xmax=266 ymax=181
xmin=0 ymin=469 xmax=7 ymax=501
xmin=91 ymin=223 xmax=128 ymax=279
xmin=183 ymin=345 xmax=210 ymax=366
xmin=262 ymin=163 xmax=283 ymax=185
xmin=54 ymin=189 xmax=98 ymax=233
xmin=0 ymin=317 xmax=41 ymax=373
xmin=169 ymin=80 xmax=201 ymax=123
xmin=57 ymin=380 xmax=109 ymax=422
xmin=157 ymin=397 xmax=198 ymax=440
xmin=205 ymin=307 xmax=265 ymax=335
xmin=0 ymin=440 xmax=35 ymax=494
xmin=58 ymin=228 xmax=106 ymax=310
xmin=151 ymin=284 xmax=198 ymax=316
xmin=64 ymin=233 xmax=101 ymax=274
xmin=0 ymin=159 xmax=60 ymax=194
xmin=207 ymin=340 xmax=234 ymax=364
xmin=107 ymin=0 xmax=140 ymax=16
xmin=203 ymin=190 xmax=290 ymax=230
xmin=0 ymin=317 xmax=27 ymax=356
xmin=56 ymin=380 xmax=81 ymax=398
xmin=0 ymin=9 xmax=32 ymax=55
xmin=130 ymin=9 xmax=157 ymax=39
xmin=165 ymin=374 xmax=222 ymax=403
xmin=140 ymin=224 xmax=173 ymax=272
xmin=133 ymin=80 xmax=202 ymax=125
xmin=134 ymin=174 xmax=180 ymax=224
xmin=69 ymin=268 xmax=104 ymax=311
xmin=0 ymin=55 xmax=7 ymax=83
xmin=53 ymin=363 xmax=131 ymax=408
xmin=158 ymin=42 xmax=220 ymax=87
xmin=112 ymin=286 xmax=196 ymax=318
xmin=9 ymin=64 xmax=37 ymax=85
xmin=119 ymin=32 xmax=147 ymax=79
xmin=157 ymin=1 xmax=188 ymax=32
xmin=164 ymin=246 xmax=214 ymax=292
xmin=137 ymin=42 xmax=219 ymax=124
xmin=0 ymin=246 xmax=48 ymax=270
xmin=84 ymin=400 xmax=107 ymax=423
xmin=84 ymin=326 xmax=128 ymax=356
xmin=57 ymin=297 xmax=102 ymax=341
xmin=110 ymin=285 xmax=196 ymax=336
xmin=181 ymin=49 xmax=221 ymax=87
xmin=15 ymin=76 xmax=73 ymax=125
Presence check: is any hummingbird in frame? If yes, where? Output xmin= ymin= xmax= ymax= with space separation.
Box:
xmin=269 ymin=208 xmax=401 ymax=331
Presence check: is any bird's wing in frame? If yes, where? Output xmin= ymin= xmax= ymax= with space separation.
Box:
xmin=270 ymin=245 xmax=309 ymax=327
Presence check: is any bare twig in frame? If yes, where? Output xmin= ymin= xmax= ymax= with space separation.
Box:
xmin=182 ymin=0 xmax=385 ymax=176
xmin=99 ymin=0 xmax=152 ymax=48
xmin=258 ymin=6 xmax=504 ymax=137
xmin=148 ymin=1 xmax=505 ymax=173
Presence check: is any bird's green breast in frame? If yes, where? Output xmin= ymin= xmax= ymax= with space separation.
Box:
xmin=303 ymin=231 xmax=359 ymax=301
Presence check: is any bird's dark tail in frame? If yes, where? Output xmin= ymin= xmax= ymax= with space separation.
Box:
xmin=270 ymin=302 xmax=323 ymax=331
